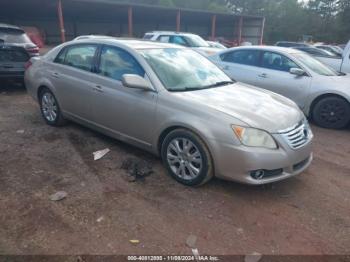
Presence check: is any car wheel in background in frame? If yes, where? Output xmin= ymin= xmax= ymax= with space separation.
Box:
xmin=39 ymin=88 xmax=66 ymax=126
xmin=312 ymin=96 xmax=350 ymax=129
xmin=161 ymin=129 xmax=213 ymax=186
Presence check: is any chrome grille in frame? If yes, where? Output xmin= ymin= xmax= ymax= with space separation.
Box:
xmin=279 ymin=120 xmax=312 ymax=150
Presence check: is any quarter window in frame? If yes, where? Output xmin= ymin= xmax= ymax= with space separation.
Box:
xmin=261 ymin=51 xmax=300 ymax=72
xmin=97 ymin=46 xmax=145 ymax=81
xmin=55 ymin=45 xmax=97 ymax=72
xmin=221 ymin=50 xmax=260 ymax=66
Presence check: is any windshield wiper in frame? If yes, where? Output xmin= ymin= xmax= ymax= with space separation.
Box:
xmin=205 ymin=80 xmax=236 ymax=88
xmin=169 ymin=81 xmax=235 ymax=92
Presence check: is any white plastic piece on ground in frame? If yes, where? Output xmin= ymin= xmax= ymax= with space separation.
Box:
xmin=244 ymin=252 xmax=263 ymax=262
xmin=192 ymin=248 xmax=200 ymax=260
xmin=16 ymin=130 xmax=25 ymax=134
xmin=49 ymin=191 xmax=67 ymax=201
xmin=93 ymin=148 xmax=110 ymax=161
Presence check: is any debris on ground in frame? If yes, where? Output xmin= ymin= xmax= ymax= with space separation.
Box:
xmin=93 ymin=148 xmax=110 ymax=161
xmin=244 ymin=252 xmax=262 ymax=262
xmin=96 ymin=216 xmax=104 ymax=223
xmin=16 ymin=129 xmax=25 ymax=134
xmin=49 ymin=191 xmax=68 ymax=201
xmin=186 ymin=234 xmax=197 ymax=248
xmin=237 ymin=228 xmax=244 ymax=235
xmin=192 ymin=248 xmax=200 ymax=260
xmin=121 ymin=157 xmax=154 ymax=182
xmin=129 ymin=239 xmax=140 ymax=244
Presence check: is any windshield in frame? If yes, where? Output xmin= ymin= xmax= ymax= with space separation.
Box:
xmin=184 ymin=35 xmax=210 ymax=47
xmin=0 ymin=30 xmax=32 ymax=44
xmin=141 ymin=48 xmax=232 ymax=91
xmin=292 ymin=52 xmax=340 ymax=76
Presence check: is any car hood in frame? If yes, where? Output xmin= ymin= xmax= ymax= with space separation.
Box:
xmin=173 ymin=82 xmax=304 ymax=133
xmin=193 ymin=47 xmax=222 ymax=56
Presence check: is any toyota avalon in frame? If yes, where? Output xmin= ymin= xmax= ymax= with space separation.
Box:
xmin=25 ymin=39 xmax=313 ymax=186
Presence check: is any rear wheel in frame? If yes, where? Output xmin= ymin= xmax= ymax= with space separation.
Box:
xmin=161 ymin=129 xmax=213 ymax=186
xmin=312 ymin=96 xmax=350 ymax=129
xmin=39 ymin=88 xmax=66 ymax=126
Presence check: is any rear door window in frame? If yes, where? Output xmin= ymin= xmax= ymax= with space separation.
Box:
xmin=221 ymin=50 xmax=260 ymax=66
xmin=261 ymin=51 xmax=300 ymax=72
xmin=170 ymin=36 xmax=189 ymax=46
xmin=157 ymin=35 xmax=170 ymax=43
xmin=97 ymin=46 xmax=145 ymax=81
xmin=55 ymin=44 xmax=97 ymax=72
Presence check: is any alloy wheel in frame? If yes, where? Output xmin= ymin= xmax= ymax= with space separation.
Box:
xmin=41 ymin=92 xmax=58 ymax=122
xmin=166 ymin=138 xmax=203 ymax=180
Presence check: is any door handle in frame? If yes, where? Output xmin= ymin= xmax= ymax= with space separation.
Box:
xmin=52 ymin=72 xmax=59 ymax=78
xmin=258 ymin=73 xmax=268 ymax=78
xmin=93 ymin=85 xmax=104 ymax=93
xmin=222 ymin=65 xmax=230 ymax=70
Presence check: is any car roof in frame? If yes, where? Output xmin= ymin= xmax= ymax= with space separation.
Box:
xmin=145 ymin=31 xmax=197 ymax=36
xmin=0 ymin=23 xmax=23 ymax=31
xmin=222 ymin=45 xmax=303 ymax=54
xmin=71 ymin=38 xmax=184 ymax=50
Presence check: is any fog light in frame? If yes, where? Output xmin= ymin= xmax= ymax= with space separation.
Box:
xmin=250 ymin=170 xmax=265 ymax=180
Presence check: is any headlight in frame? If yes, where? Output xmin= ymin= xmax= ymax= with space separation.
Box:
xmin=232 ymin=125 xmax=278 ymax=149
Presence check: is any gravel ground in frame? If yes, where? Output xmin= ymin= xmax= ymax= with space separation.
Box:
xmin=0 ymin=84 xmax=349 ymax=257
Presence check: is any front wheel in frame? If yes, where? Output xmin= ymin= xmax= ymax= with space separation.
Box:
xmin=39 ymin=88 xmax=66 ymax=126
xmin=312 ymin=96 xmax=350 ymax=129
xmin=161 ymin=129 xmax=213 ymax=186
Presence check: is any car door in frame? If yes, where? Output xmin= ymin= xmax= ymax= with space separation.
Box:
xmin=256 ymin=51 xmax=312 ymax=109
xmin=218 ymin=49 xmax=262 ymax=86
xmin=48 ymin=44 xmax=98 ymax=121
xmin=90 ymin=45 xmax=157 ymax=146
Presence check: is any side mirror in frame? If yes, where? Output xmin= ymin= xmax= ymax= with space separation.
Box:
xmin=122 ymin=74 xmax=153 ymax=91
xmin=290 ymin=68 xmax=306 ymax=76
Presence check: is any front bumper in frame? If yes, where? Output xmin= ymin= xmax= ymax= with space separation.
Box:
xmin=209 ymin=134 xmax=313 ymax=185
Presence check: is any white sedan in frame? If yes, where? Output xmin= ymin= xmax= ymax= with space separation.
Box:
xmin=211 ymin=46 xmax=350 ymax=129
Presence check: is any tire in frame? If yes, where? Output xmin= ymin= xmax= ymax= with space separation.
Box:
xmin=161 ymin=129 xmax=214 ymax=186
xmin=39 ymin=88 xmax=67 ymax=126
xmin=312 ymin=96 xmax=350 ymax=129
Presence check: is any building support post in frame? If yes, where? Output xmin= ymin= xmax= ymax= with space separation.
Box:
xmin=176 ymin=10 xmax=181 ymax=32
xmin=128 ymin=6 xmax=133 ymax=37
xmin=211 ymin=14 xmax=216 ymax=40
xmin=57 ymin=0 xmax=66 ymax=43
xmin=237 ymin=16 xmax=243 ymax=45
xmin=260 ymin=17 xmax=265 ymax=45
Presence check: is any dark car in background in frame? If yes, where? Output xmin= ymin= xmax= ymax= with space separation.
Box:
xmin=0 ymin=23 xmax=39 ymax=57
xmin=0 ymin=44 xmax=30 ymax=84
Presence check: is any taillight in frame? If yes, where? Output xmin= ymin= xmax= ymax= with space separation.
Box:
xmin=25 ymin=61 xmax=32 ymax=70
xmin=26 ymin=47 xmax=40 ymax=55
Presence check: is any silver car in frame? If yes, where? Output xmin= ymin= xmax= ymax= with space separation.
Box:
xmin=25 ymin=39 xmax=313 ymax=186
xmin=211 ymin=46 xmax=350 ymax=129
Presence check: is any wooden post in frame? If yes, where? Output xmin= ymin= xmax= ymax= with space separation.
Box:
xmin=176 ymin=10 xmax=181 ymax=32
xmin=57 ymin=0 xmax=66 ymax=43
xmin=128 ymin=6 xmax=133 ymax=37
xmin=260 ymin=17 xmax=265 ymax=45
xmin=211 ymin=14 xmax=216 ymax=40
xmin=237 ymin=16 xmax=243 ymax=45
